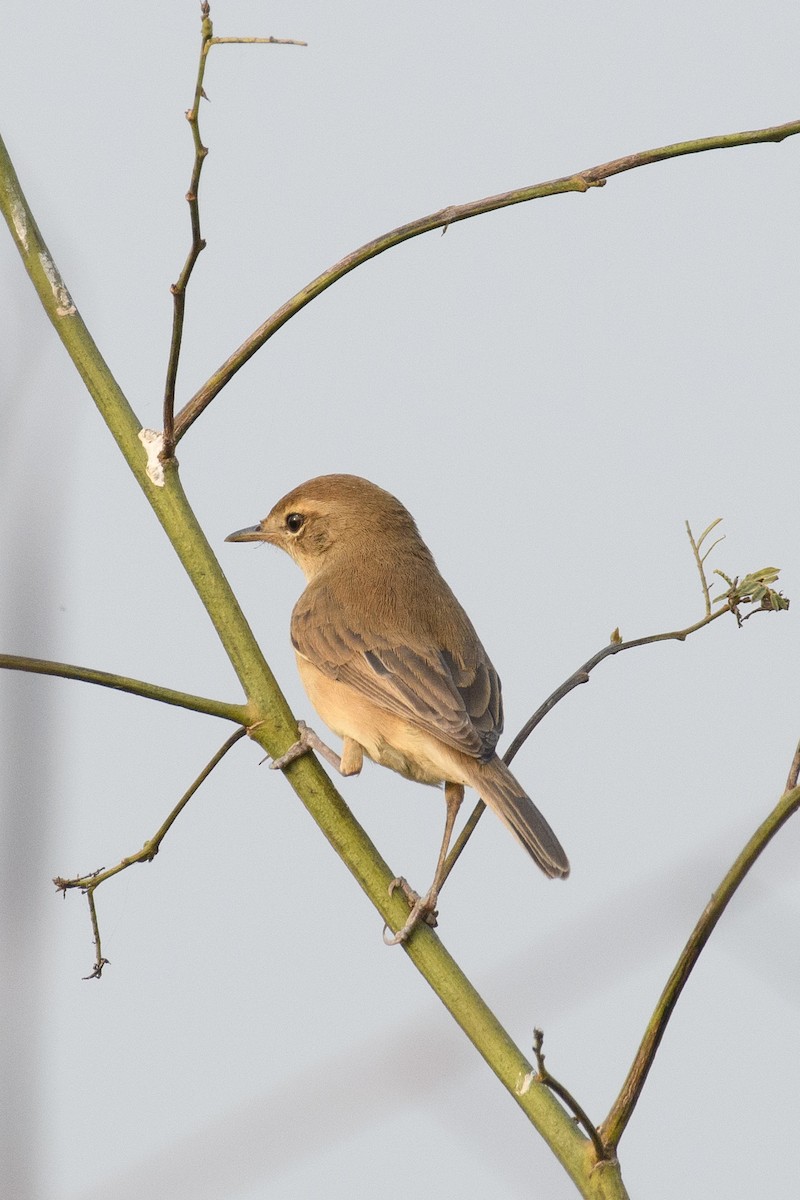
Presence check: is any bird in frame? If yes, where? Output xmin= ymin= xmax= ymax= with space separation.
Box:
xmin=226 ymin=474 xmax=569 ymax=943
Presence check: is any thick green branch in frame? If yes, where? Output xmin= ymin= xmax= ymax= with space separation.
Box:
xmin=172 ymin=118 xmax=800 ymax=442
xmin=0 ymin=127 xmax=630 ymax=1198
xmin=0 ymin=654 xmax=247 ymax=723
xmin=0 ymin=129 xmax=290 ymax=737
xmin=248 ymin=723 xmax=627 ymax=1198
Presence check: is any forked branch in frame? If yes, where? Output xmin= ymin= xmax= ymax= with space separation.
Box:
xmin=55 ymin=728 xmax=247 ymax=978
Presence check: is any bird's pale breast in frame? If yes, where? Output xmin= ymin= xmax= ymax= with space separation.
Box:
xmin=295 ymin=651 xmax=472 ymax=788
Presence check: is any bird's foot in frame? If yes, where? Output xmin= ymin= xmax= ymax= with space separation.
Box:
xmin=383 ymin=877 xmax=438 ymax=945
xmin=269 ymin=721 xmax=342 ymax=772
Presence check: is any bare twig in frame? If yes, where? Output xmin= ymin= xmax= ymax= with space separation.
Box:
xmin=161 ymin=2 xmax=306 ymax=458
xmin=162 ymin=6 xmax=214 ymax=456
xmin=600 ymin=769 xmax=800 ymax=1150
xmin=440 ymin=539 xmax=787 ymax=887
xmin=210 ymin=36 xmax=307 ymax=47
xmin=533 ymin=1029 xmax=608 ymax=1163
xmin=0 ymin=653 xmax=248 ymax=723
xmin=82 ymin=887 xmax=110 ymax=980
xmin=172 ymin=118 xmax=800 ymax=443
xmin=55 ymin=727 xmax=247 ymax=978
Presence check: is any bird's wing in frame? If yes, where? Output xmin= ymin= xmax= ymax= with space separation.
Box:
xmin=291 ymin=585 xmax=502 ymax=762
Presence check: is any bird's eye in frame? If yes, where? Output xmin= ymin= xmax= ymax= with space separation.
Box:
xmin=285 ymin=512 xmax=305 ymax=534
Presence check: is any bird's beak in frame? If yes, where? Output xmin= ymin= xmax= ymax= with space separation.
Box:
xmin=225 ymin=524 xmax=265 ymax=543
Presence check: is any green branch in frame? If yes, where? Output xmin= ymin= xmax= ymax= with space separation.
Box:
xmin=0 ymin=655 xmax=248 ymax=723
xmin=600 ymin=779 xmax=800 ymax=1151
xmin=0 ymin=126 xmax=629 ymax=1199
xmin=172 ymin=118 xmax=800 ymax=443
xmin=0 ymin=129 xmax=291 ymax=735
xmin=3 ymin=66 xmax=793 ymax=1191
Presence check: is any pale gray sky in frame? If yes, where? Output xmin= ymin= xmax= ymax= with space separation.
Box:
xmin=2 ymin=3 xmax=799 ymax=1198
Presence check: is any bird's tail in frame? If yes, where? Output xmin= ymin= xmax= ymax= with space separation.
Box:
xmin=470 ymin=756 xmax=570 ymax=879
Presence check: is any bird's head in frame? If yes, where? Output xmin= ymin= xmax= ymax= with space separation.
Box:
xmin=225 ymin=474 xmax=420 ymax=580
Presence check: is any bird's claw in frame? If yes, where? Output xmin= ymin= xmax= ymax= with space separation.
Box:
xmin=269 ymin=721 xmax=315 ymax=769
xmin=387 ymin=875 xmax=420 ymax=905
xmin=269 ymin=721 xmax=353 ymax=776
xmin=383 ymin=877 xmax=439 ymax=945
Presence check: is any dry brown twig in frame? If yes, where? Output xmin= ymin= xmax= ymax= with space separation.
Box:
xmin=54 ymin=728 xmax=246 ymax=978
xmin=441 ymin=521 xmax=788 ymax=885
xmin=161 ymin=2 xmax=306 ymax=457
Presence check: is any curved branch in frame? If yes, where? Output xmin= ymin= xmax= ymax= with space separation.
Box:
xmin=533 ymin=1028 xmax=608 ymax=1163
xmin=0 ymin=654 xmax=248 ymax=723
xmin=600 ymin=775 xmax=800 ymax=1151
xmin=172 ymin=118 xmax=800 ymax=443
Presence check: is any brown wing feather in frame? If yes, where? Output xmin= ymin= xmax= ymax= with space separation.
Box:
xmin=291 ymin=580 xmax=503 ymax=763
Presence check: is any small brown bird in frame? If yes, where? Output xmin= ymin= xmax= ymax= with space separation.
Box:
xmin=226 ymin=474 xmax=568 ymax=943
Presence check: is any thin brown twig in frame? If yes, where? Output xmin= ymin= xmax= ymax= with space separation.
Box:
xmin=443 ymin=611 xmax=730 ymax=885
xmin=55 ymin=727 xmax=247 ymax=978
xmin=161 ymin=3 xmax=306 ymax=458
xmin=82 ymin=885 xmax=110 ymax=979
xmin=439 ymin=550 xmax=787 ymax=888
xmin=172 ymin=118 xmax=800 ymax=444
xmin=162 ymin=5 xmax=214 ymax=456
xmin=210 ymin=36 xmax=307 ymax=47
xmin=532 ymin=1029 xmax=609 ymax=1163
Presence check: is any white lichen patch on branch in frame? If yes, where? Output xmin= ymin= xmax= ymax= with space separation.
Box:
xmin=38 ymin=252 xmax=76 ymax=316
xmin=516 ymin=1070 xmax=536 ymax=1095
xmin=138 ymin=428 xmax=166 ymax=487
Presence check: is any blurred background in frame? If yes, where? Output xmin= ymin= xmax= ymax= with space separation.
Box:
xmin=1 ymin=2 xmax=798 ymax=1196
